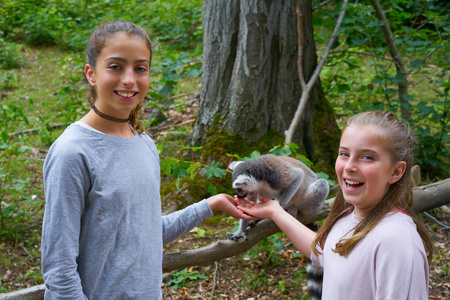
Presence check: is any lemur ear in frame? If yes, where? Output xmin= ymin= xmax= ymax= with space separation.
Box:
xmin=229 ymin=161 xmax=243 ymax=170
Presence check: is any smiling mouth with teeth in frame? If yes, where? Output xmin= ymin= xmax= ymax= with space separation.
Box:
xmin=116 ymin=91 xmax=137 ymax=98
xmin=345 ymin=179 xmax=364 ymax=188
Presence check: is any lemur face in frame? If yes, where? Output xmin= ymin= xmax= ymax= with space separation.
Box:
xmin=232 ymin=174 xmax=258 ymax=199
xmin=235 ymin=187 xmax=247 ymax=198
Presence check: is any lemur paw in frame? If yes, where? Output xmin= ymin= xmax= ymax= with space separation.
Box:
xmin=226 ymin=231 xmax=248 ymax=241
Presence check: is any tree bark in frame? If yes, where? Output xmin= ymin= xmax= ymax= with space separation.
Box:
xmin=190 ymin=0 xmax=339 ymax=161
xmin=162 ymin=178 xmax=450 ymax=272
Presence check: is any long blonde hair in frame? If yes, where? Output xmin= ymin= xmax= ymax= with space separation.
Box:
xmin=85 ymin=21 xmax=152 ymax=134
xmin=312 ymin=111 xmax=433 ymax=263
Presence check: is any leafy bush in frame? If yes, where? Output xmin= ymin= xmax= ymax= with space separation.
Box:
xmin=0 ymin=38 xmax=24 ymax=70
xmin=0 ymin=0 xmax=203 ymax=52
xmin=0 ymin=104 xmax=32 ymax=242
xmin=167 ymin=267 xmax=208 ymax=289
xmin=316 ymin=0 xmax=450 ymax=180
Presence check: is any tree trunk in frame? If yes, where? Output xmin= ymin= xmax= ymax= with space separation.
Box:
xmin=190 ymin=0 xmax=339 ymax=163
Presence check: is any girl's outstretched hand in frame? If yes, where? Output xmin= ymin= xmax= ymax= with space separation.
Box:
xmin=234 ymin=195 xmax=282 ymax=220
xmin=207 ymin=194 xmax=259 ymax=221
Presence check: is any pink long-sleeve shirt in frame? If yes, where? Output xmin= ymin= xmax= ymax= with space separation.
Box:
xmin=311 ymin=211 xmax=429 ymax=300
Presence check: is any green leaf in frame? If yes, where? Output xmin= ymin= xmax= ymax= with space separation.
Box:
xmin=316 ymin=172 xmax=335 ymax=186
xmin=186 ymin=69 xmax=202 ymax=77
xmin=197 ymin=228 xmax=206 ymax=237
xmin=271 ymin=147 xmax=292 ymax=156
xmin=186 ymin=164 xmax=200 ymax=179
xmin=297 ymin=155 xmax=313 ymax=167
xmin=0 ymin=131 xmax=8 ymax=144
xmin=408 ymin=59 xmax=427 ymax=70
xmin=175 ymin=177 xmax=180 ymax=190
xmin=207 ymin=184 xmax=217 ymax=195
xmin=205 ymin=161 xmax=225 ymax=178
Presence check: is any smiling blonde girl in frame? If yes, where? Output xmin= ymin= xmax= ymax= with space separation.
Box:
xmin=237 ymin=111 xmax=433 ymax=299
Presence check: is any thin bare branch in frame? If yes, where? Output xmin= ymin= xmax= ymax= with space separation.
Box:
xmin=297 ymin=5 xmax=307 ymax=90
xmin=330 ymin=50 xmax=393 ymax=61
xmin=285 ymin=0 xmax=348 ymax=144
xmin=368 ymin=0 xmax=410 ymax=120
xmin=8 ymin=123 xmax=68 ymax=137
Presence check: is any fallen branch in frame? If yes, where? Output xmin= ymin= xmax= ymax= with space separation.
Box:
xmin=162 ymin=178 xmax=450 ymax=273
xmin=423 ymin=212 xmax=450 ymax=231
xmin=8 ymin=123 xmax=68 ymax=137
xmin=329 ymin=50 xmax=393 ymax=61
xmin=2 ymin=179 xmax=449 ymax=299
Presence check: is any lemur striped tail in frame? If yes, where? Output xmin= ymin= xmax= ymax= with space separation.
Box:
xmin=305 ymin=222 xmax=323 ymax=299
xmin=306 ymin=261 xmax=323 ymax=300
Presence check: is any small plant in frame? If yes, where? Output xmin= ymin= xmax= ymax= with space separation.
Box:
xmin=245 ymin=232 xmax=286 ymax=266
xmin=0 ymin=70 xmax=19 ymax=90
xmin=0 ymin=38 xmax=24 ymax=70
xmin=278 ymin=280 xmax=286 ymax=292
xmin=239 ymin=270 xmax=273 ymax=290
xmin=166 ymin=267 xmax=208 ymax=289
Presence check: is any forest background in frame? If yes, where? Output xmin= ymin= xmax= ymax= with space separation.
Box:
xmin=0 ymin=0 xmax=449 ymax=298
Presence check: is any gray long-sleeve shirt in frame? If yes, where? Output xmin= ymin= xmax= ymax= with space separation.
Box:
xmin=41 ymin=124 xmax=213 ymax=299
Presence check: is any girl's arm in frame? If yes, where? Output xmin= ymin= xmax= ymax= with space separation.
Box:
xmin=41 ymin=144 xmax=89 ymax=300
xmin=162 ymin=194 xmax=257 ymax=245
xmin=236 ymin=196 xmax=316 ymax=259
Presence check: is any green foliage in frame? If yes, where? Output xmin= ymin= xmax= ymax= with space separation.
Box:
xmin=246 ymin=232 xmax=286 ymax=266
xmin=316 ymin=0 xmax=449 ymax=179
xmin=0 ymin=38 xmax=24 ymax=70
xmin=0 ymin=104 xmax=32 ymax=241
xmin=0 ymin=0 xmax=204 ymax=101
xmin=159 ymin=144 xmax=333 ymax=199
xmin=0 ymin=0 xmax=201 ymax=51
xmin=0 ymin=70 xmax=19 ymax=90
xmin=167 ymin=268 xmax=208 ymax=289
xmin=150 ymin=50 xmax=202 ymax=99
xmin=239 ymin=270 xmax=273 ymax=290
xmin=39 ymin=55 xmax=87 ymax=146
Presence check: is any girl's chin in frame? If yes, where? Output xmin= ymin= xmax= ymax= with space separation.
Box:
xmin=342 ymin=193 xmax=362 ymax=205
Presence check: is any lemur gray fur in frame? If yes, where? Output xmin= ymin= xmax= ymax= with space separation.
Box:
xmin=227 ymin=154 xmax=328 ymax=300
xmin=226 ymin=154 xmax=329 ymax=242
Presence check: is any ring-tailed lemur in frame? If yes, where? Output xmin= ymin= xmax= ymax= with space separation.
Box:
xmin=227 ymin=154 xmax=329 ymax=240
xmin=227 ymin=154 xmax=328 ymax=300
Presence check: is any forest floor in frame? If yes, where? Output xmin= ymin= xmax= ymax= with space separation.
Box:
xmin=1 ymin=208 xmax=448 ymax=299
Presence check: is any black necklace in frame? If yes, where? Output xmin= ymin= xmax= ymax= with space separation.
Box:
xmin=92 ymin=105 xmax=130 ymax=123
